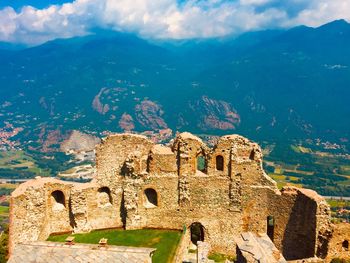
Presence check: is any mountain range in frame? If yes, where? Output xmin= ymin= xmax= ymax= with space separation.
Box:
xmin=0 ymin=19 xmax=350 ymax=150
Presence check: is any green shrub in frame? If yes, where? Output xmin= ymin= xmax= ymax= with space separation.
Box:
xmin=331 ymin=258 xmax=350 ymax=263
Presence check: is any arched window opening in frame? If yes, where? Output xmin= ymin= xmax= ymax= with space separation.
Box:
xmin=249 ymin=150 xmax=255 ymax=160
xmin=190 ymin=222 xmax=205 ymax=245
xmin=144 ymin=188 xmax=158 ymax=208
xmin=342 ymin=240 xmax=349 ymax=250
xmin=98 ymin=187 xmax=112 ymax=207
xmin=51 ymin=190 xmax=65 ymax=212
xmin=267 ymin=215 xmax=275 ymax=242
xmin=216 ymin=155 xmax=224 ymax=171
xmin=197 ymin=155 xmax=206 ymax=172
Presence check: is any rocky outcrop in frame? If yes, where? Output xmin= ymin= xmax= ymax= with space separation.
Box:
xmin=118 ymin=113 xmax=135 ymax=131
xmin=60 ymin=130 xmax=100 ymax=153
xmin=38 ymin=126 xmax=65 ymax=152
xmin=92 ymin=88 xmax=110 ymax=115
xmin=190 ymin=96 xmax=240 ymax=130
xmin=135 ymin=99 xmax=168 ymax=130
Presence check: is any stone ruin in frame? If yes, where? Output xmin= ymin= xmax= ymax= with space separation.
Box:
xmin=8 ymin=132 xmax=350 ymax=261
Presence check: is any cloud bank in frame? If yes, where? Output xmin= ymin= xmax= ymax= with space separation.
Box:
xmin=0 ymin=0 xmax=350 ymax=45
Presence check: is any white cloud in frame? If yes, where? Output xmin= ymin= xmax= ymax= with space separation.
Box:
xmin=285 ymin=0 xmax=350 ymax=27
xmin=0 ymin=7 xmax=17 ymax=39
xmin=0 ymin=0 xmax=349 ymax=45
xmin=240 ymin=0 xmax=272 ymax=6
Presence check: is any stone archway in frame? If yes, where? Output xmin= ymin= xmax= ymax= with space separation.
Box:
xmin=51 ymin=190 xmax=65 ymax=212
xmin=190 ymin=222 xmax=205 ymax=245
xmin=196 ymin=155 xmax=206 ymax=172
xmin=144 ymin=188 xmax=158 ymax=208
xmin=97 ymin=187 xmax=112 ymax=207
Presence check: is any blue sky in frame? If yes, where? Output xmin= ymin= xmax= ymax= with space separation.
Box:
xmin=0 ymin=0 xmax=73 ymax=10
xmin=0 ymin=0 xmax=349 ymax=45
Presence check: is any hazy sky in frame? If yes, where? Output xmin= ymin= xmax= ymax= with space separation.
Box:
xmin=0 ymin=0 xmax=349 ymax=45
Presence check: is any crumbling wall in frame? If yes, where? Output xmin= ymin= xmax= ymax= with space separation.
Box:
xmin=240 ymin=186 xmax=277 ymax=234
xmin=45 ymin=183 xmax=73 ymax=235
xmin=280 ymin=188 xmax=319 ymax=259
xmin=9 ymin=178 xmax=74 ymax=252
xmin=9 ymin=181 xmax=47 ymax=252
xmin=148 ymin=144 xmax=177 ymax=174
xmin=316 ymin=199 xmax=333 ymax=259
xmin=130 ymin=133 xmax=271 ymax=254
xmin=68 ymin=183 xmax=122 ymax=233
xmin=263 ymin=187 xmax=333 ymax=261
xmin=95 ymin=133 xmax=153 ymax=187
xmin=326 ymin=223 xmax=350 ymax=261
xmin=9 ymin=178 xmax=122 ymax=254
xmin=9 ymin=132 xmax=334 ymax=261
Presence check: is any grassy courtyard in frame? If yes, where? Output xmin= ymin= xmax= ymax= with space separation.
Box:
xmin=47 ymin=228 xmax=182 ymax=263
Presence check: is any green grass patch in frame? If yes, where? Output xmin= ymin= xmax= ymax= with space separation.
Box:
xmin=265 ymin=141 xmax=350 ymax=196
xmin=327 ymin=199 xmax=350 ymax=208
xmin=285 ymin=176 xmax=300 ymax=181
xmin=0 ymin=184 xmax=17 ymax=189
xmin=339 ymin=166 xmax=350 ymax=175
xmin=290 ymin=145 xmax=312 ymax=154
xmin=208 ymin=252 xmax=235 ymax=263
xmin=47 ymin=228 xmax=182 ymax=263
xmin=0 ymin=151 xmax=34 ymax=168
xmin=270 ymin=177 xmax=302 ymax=190
xmin=270 ymin=174 xmax=286 ymax=180
xmin=0 ymin=206 xmax=9 ymax=215
xmin=273 ymin=167 xmax=283 ymax=174
xmin=0 ymin=224 xmax=8 ymax=263
xmin=338 ymin=179 xmax=350 ymax=186
xmin=0 ymin=150 xmax=51 ymax=178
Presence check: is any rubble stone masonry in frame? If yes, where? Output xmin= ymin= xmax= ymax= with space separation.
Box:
xmin=9 ymin=132 xmax=350 ymax=261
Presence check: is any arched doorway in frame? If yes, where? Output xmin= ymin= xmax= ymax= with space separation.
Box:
xmin=144 ymin=188 xmax=158 ymax=208
xmin=97 ymin=187 xmax=112 ymax=207
xmin=196 ymin=155 xmax=206 ymax=172
xmin=51 ymin=190 xmax=65 ymax=205
xmin=190 ymin=222 xmax=205 ymax=245
xmin=51 ymin=190 xmax=66 ymax=211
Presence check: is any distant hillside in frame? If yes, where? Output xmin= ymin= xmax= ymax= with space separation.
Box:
xmin=0 ymin=20 xmax=349 ymax=150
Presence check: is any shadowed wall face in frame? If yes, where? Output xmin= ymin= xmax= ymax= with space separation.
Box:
xmin=282 ymin=193 xmax=317 ymax=260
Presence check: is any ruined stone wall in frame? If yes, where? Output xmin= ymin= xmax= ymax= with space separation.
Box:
xmin=9 ymin=179 xmax=74 ymax=252
xmin=9 ymin=181 xmax=47 ymax=252
xmin=9 ymin=132 xmax=334 ymax=260
xmin=134 ymin=174 xmax=243 ymax=253
xmin=326 ymin=223 xmax=350 ymax=261
xmin=9 ymin=179 xmax=122 ymax=253
xmin=247 ymin=186 xmax=334 ymax=261
xmin=69 ymin=183 xmax=122 ymax=233
xmin=95 ymin=134 xmax=153 ymax=181
xmin=276 ymin=188 xmax=320 ymax=259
